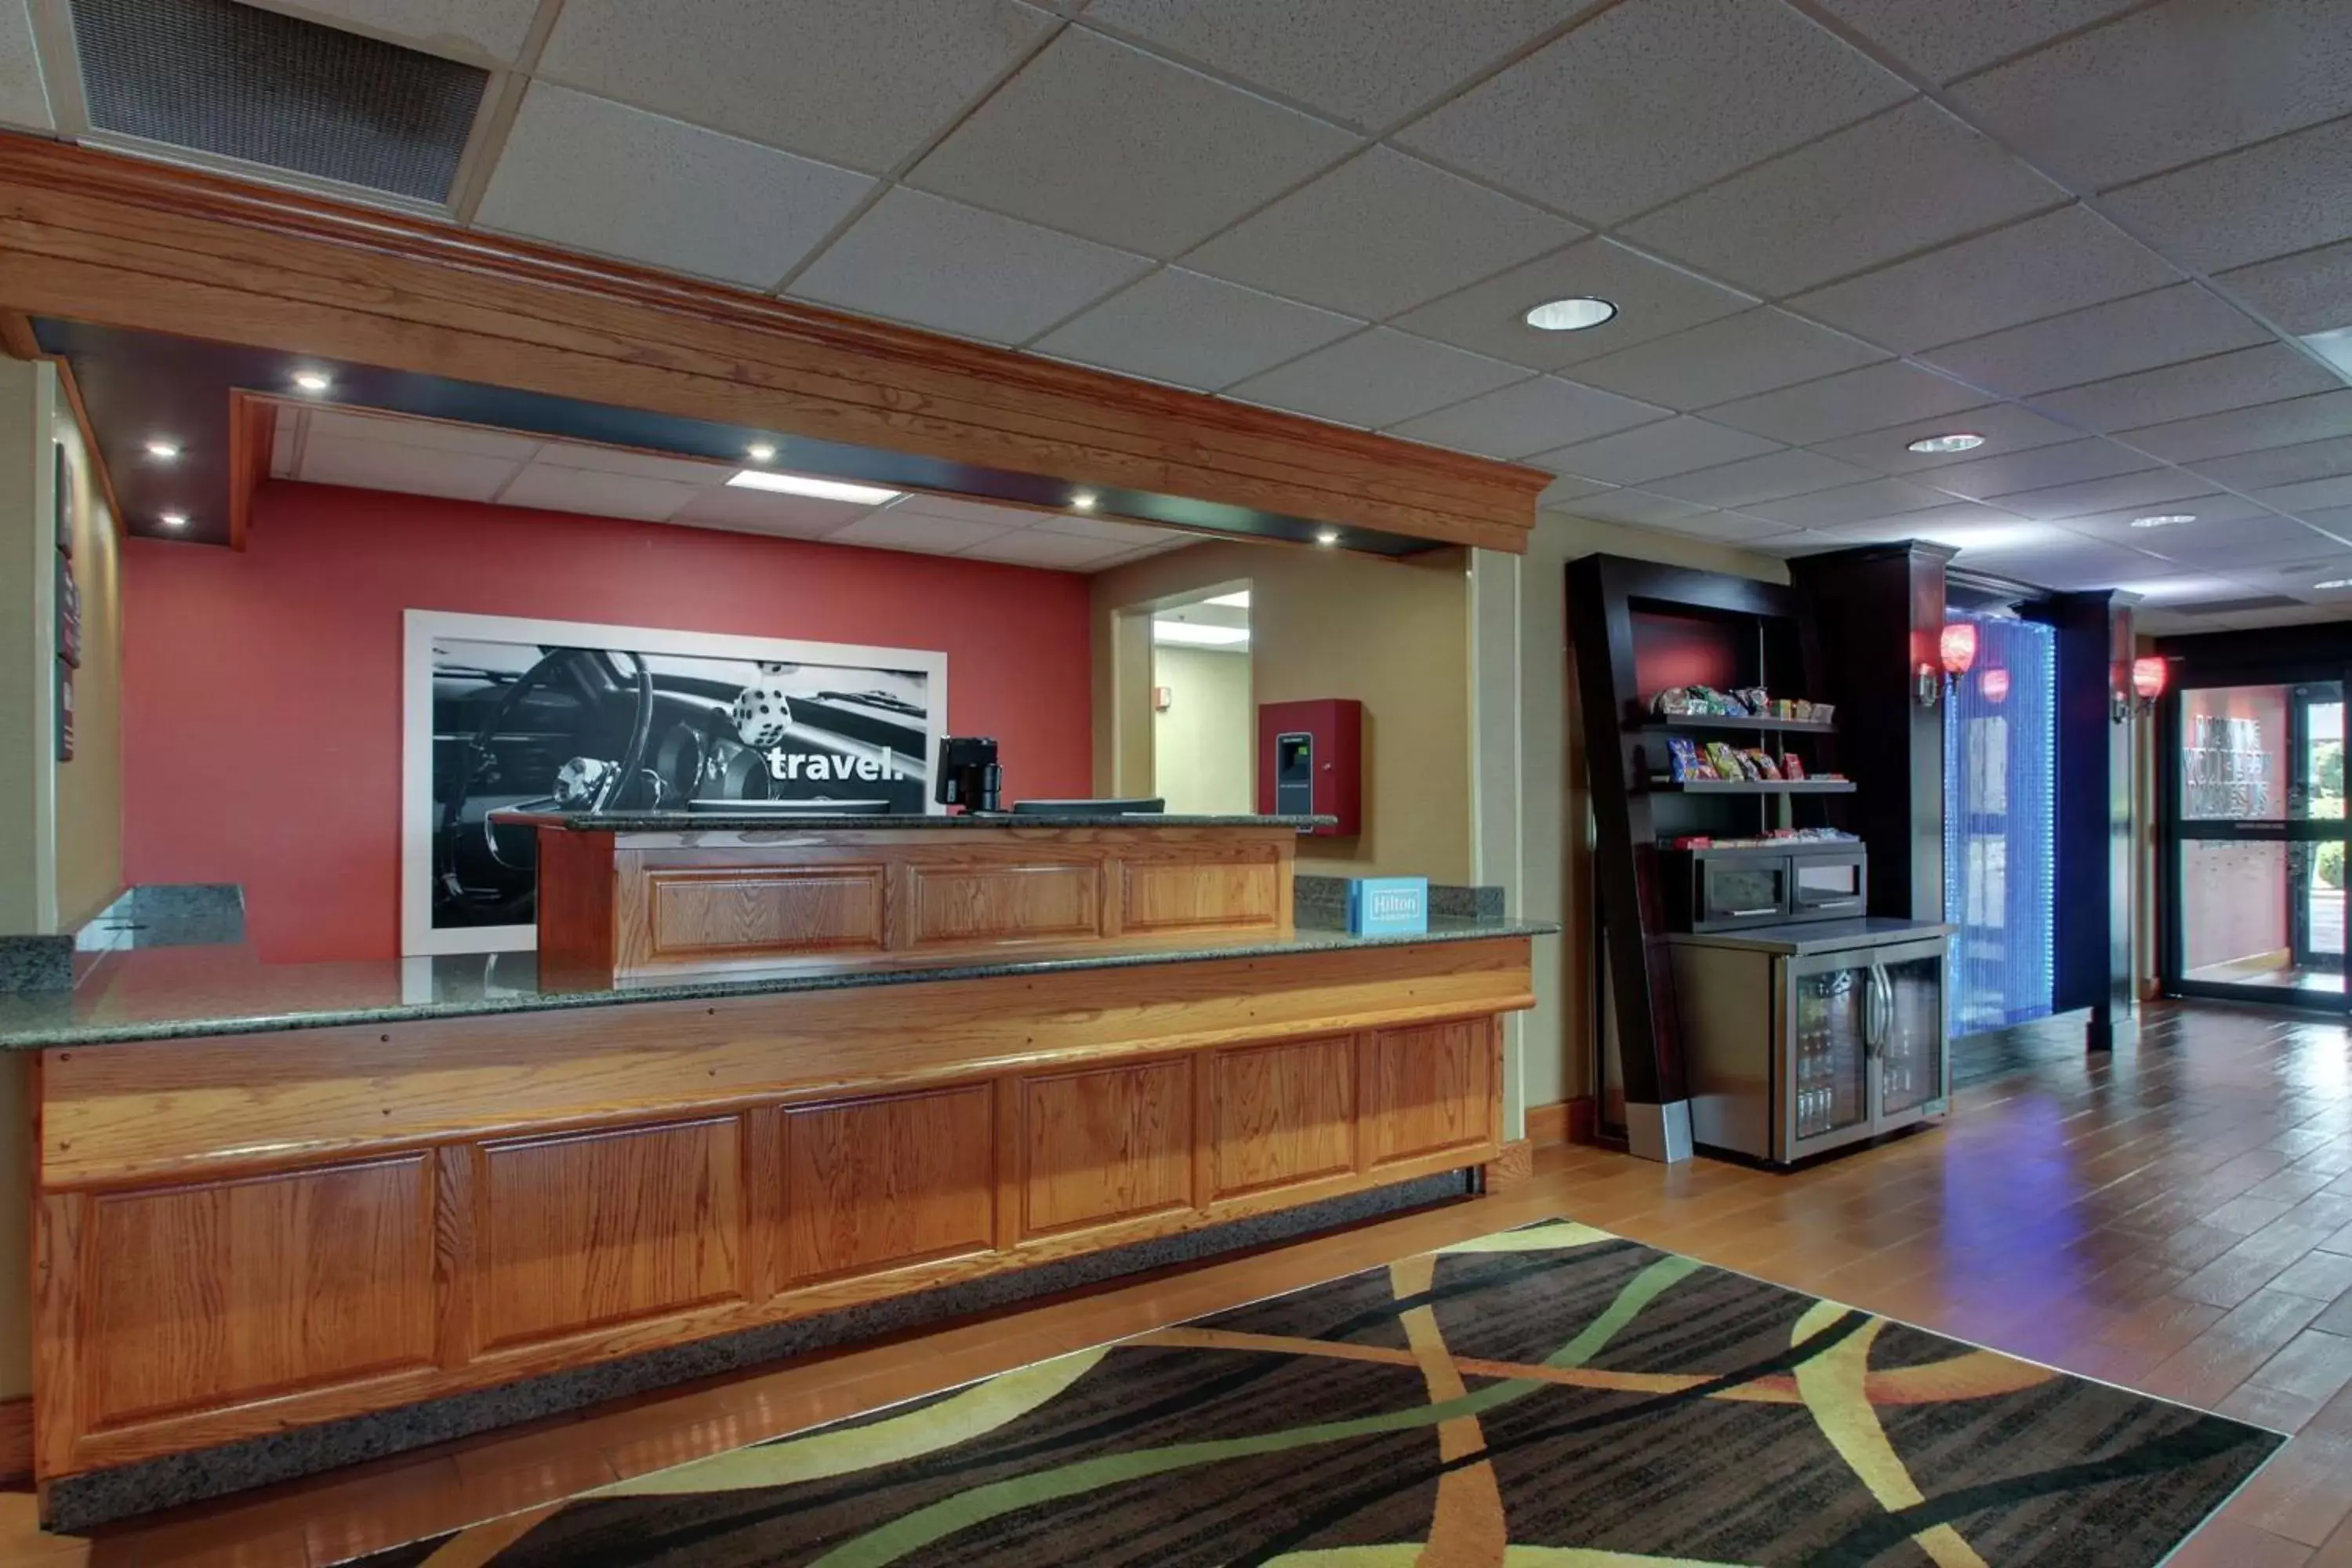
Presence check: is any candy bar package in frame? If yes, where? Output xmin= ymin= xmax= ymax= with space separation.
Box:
xmin=1791 ymin=699 xmax=1814 ymax=721
xmin=1667 ymin=736 xmax=1709 ymax=781
xmin=1781 ymin=753 xmax=1806 ymax=780
xmin=1746 ymin=749 xmax=1782 ymax=779
xmin=1703 ymin=741 xmax=1747 ymax=779
xmin=1810 ymin=702 xmax=1835 ymax=724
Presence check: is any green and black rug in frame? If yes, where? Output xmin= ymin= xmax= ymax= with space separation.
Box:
xmin=365 ymin=1221 xmax=2280 ymax=1566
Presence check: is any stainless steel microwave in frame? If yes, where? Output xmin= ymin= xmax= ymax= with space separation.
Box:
xmin=1661 ymin=843 xmax=1867 ymax=932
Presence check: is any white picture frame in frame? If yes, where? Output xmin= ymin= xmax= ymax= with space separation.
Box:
xmin=401 ymin=608 xmax=948 ymax=956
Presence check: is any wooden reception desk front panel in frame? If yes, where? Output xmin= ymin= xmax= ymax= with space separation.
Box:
xmin=535 ymin=822 xmax=1301 ymax=984
xmin=31 ymin=935 xmax=1532 ymax=1482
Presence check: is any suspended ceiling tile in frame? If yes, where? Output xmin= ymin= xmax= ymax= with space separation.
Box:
xmin=1921 ymin=437 xmax=2156 ymax=499
xmin=1946 ymin=0 xmax=2352 ymax=191
xmin=1551 ymin=487 xmax=1710 ymax=526
xmin=1808 ymin=0 xmax=2144 ymax=83
xmin=2100 ymin=114 xmax=2352 ymax=275
xmin=2256 ymin=474 xmax=2352 ymax=516
xmin=1791 ymin=205 xmax=2182 ymax=353
xmin=1566 ymin=308 xmax=1885 ymax=409
xmin=2304 ymin=504 xmax=2352 ymax=542
xmin=1642 ymin=446 xmax=1876 ymax=509
xmin=496 ymin=462 xmax=701 ymax=521
xmin=1737 ymin=475 xmax=1958 ymax=528
xmin=1393 ymin=0 xmax=1907 ymax=224
xmin=1651 ymin=512 xmax=1801 ymax=544
xmin=2188 ymin=434 xmax=2352 ymax=493
xmin=0 ymin=0 xmax=51 ymax=130
xmin=787 ymin=187 xmax=1152 ymax=346
xmin=1389 ymin=237 xmax=1755 ymax=372
xmin=1530 ymin=416 xmax=1782 ymax=486
xmin=1030 ymin=268 xmax=1362 ymax=391
xmin=1222 ymin=328 xmax=1527 ymax=429
xmin=959 ymin=528 xmax=1139 ymax=568
xmin=303 ymin=407 xmax=541 ymax=461
xmin=1918 ymin=284 xmax=2272 ymax=398
xmin=2217 ymin=241 xmax=2352 ymax=337
xmin=2030 ymin=343 xmax=2345 ymax=434
xmin=828 ymin=510 xmax=1018 ymax=553
xmin=670 ymin=485 xmax=874 ymax=537
xmin=1536 ymin=474 xmax=1617 ymax=506
xmin=1384 ymin=376 xmax=1668 ymax=460
xmin=1983 ymin=465 xmax=2216 ymax=521
xmin=2052 ymin=492 xmax=2275 ymax=536
xmin=536 ymin=0 xmax=1056 ymax=175
xmin=885 ymin=493 xmax=1042 ymax=526
xmin=1622 ymin=100 xmax=2062 ymax=297
xmin=2089 ymin=514 xmax=2337 ymax=562
xmin=477 ymin=84 xmax=876 ymax=290
xmin=1080 ymin=0 xmax=1595 ymax=130
xmin=531 ymin=441 xmax=730 ymax=485
xmin=1806 ymin=401 xmax=2083 ymax=474
xmin=1703 ymin=359 xmax=1986 ymax=446
xmin=1181 ymin=147 xmax=1578 ymax=320
xmin=2117 ymin=388 xmax=2352 ymax=463
xmin=297 ymin=434 xmax=519 ymax=502
xmin=904 ymin=28 xmax=1357 ymax=257
xmin=255 ymin=0 xmax=542 ymax=64
xmin=1032 ymin=514 xmax=1175 ymax=544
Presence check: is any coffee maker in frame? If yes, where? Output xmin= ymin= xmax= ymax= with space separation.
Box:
xmin=934 ymin=735 xmax=1001 ymax=814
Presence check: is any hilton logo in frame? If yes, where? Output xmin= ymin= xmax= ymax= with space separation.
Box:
xmin=1367 ymin=889 xmax=1421 ymax=921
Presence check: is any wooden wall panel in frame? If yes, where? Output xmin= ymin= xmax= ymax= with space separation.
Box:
xmin=1209 ymin=1037 xmax=1356 ymax=1200
xmin=1361 ymin=1018 xmax=1496 ymax=1169
xmin=640 ymin=866 xmax=887 ymax=960
xmin=1120 ymin=855 xmax=1283 ymax=934
xmin=80 ymin=1158 xmax=434 ymax=1428
xmin=906 ymin=863 xmax=1102 ymax=946
xmin=1020 ymin=1061 xmax=1195 ymax=1237
xmin=475 ymin=1120 xmax=743 ymax=1350
xmin=781 ymin=1086 xmax=996 ymax=1287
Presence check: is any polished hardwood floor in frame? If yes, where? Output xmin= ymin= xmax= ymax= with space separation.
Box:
xmin=7 ymin=998 xmax=2351 ymax=1566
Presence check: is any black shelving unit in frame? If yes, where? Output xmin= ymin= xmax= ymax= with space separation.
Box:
xmin=1632 ymin=713 xmax=1838 ymax=736
xmin=1642 ymin=778 xmax=1857 ymax=795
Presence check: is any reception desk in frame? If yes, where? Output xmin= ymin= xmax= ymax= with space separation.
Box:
xmin=3 ymin=815 xmax=1546 ymax=1523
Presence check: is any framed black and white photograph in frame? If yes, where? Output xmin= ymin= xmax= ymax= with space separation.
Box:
xmin=401 ymin=609 xmax=947 ymax=956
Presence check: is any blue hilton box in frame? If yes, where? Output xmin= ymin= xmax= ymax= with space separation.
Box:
xmin=1348 ymin=876 xmax=1429 ymax=936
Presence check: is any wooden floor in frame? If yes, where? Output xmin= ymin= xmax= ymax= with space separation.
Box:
xmin=9 ymin=997 xmax=2352 ymax=1566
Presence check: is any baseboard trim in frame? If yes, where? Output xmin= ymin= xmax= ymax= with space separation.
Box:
xmin=1526 ymin=1098 xmax=1597 ymax=1148
xmin=0 ymin=1396 xmax=29 ymax=1484
xmin=1485 ymin=1138 xmax=1534 ymax=1189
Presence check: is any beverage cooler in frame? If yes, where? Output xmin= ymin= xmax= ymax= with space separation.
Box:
xmin=1667 ymin=919 xmax=1952 ymax=1166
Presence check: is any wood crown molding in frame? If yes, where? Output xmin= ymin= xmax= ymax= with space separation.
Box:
xmin=0 ymin=136 xmax=1546 ymax=554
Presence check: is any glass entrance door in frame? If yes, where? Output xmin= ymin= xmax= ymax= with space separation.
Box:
xmin=2166 ymin=678 xmax=2350 ymax=1008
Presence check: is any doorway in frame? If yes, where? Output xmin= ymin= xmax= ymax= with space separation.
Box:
xmin=2164 ymin=674 xmax=2350 ymax=1007
xmin=1149 ymin=587 xmax=1252 ymax=814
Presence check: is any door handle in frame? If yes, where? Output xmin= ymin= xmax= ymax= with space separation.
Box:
xmin=1726 ymin=907 xmax=1779 ymax=918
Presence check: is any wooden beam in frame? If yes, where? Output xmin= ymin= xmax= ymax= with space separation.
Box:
xmin=0 ymin=138 xmax=1547 ymax=554
xmin=224 ymin=390 xmax=274 ymax=552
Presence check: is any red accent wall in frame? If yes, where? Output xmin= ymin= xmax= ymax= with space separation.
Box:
xmin=122 ymin=482 xmax=1096 ymax=961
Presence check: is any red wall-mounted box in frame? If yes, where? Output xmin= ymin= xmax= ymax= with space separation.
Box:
xmin=1257 ymin=698 xmax=1362 ymax=837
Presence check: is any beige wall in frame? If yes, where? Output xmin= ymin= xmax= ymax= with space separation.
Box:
xmin=53 ymin=390 xmax=123 ymax=928
xmin=0 ymin=359 xmax=52 ymax=935
xmin=1093 ymin=540 xmax=1473 ymax=883
xmin=1152 ymin=643 xmax=1252 ymax=814
xmin=1518 ymin=514 xmax=1790 ymax=1112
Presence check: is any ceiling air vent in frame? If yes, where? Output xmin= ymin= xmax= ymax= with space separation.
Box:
xmin=2175 ymin=595 xmax=2305 ymax=615
xmin=69 ymin=0 xmax=488 ymax=203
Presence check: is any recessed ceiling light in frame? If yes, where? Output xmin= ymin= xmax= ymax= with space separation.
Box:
xmin=1069 ymin=490 xmax=1099 ymax=511
xmin=1523 ymin=297 xmax=1617 ymax=332
xmin=1203 ymin=590 xmax=1250 ymax=608
xmin=2130 ymin=514 xmax=2198 ymax=528
xmin=1906 ymin=432 xmax=1985 ymax=454
xmin=1315 ymin=528 xmax=1341 ymax=546
xmin=292 ymin=369 xmax=332 ymax=394
xmin=144 ymin=438 xmax=182 ymax=460
xmin=745 ymin=442 xmax=777 ymax=463
xmin=1153 ymin=622 xmax=1250 ymax=647
xmin=159 ymin=511 xmax=188 ymax=528
xmin=726 ymin=470 xmax=902 ymax=504
xmin=2317 ymin=579 xmax=2352 ymax=590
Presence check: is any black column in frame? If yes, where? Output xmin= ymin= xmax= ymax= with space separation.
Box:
xmin=2031 ymin=591 xmax=2137 ymax=1051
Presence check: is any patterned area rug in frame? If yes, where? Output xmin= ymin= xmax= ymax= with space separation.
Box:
xmin=365 ymin=1221 xmax=2280 ymax=1566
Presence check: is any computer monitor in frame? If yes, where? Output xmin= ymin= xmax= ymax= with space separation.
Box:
xmin=1010 ymin=797 xmax=1166 ymax=816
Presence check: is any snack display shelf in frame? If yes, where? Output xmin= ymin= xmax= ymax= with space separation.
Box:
xmin=1632 ymin=713 xmax=1837 ymax=735
xmin=1642 ymin=778 xmax=1858 ymax=795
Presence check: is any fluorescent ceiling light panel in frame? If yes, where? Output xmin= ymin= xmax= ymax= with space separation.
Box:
xmin=1152 ymin=622 xmax=1250 ymax=647
xmin=727 ymin=470 xmax=902 ymax=504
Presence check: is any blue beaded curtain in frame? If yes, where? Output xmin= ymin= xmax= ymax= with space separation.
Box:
xmin=1942 ymin=612 xmax=2056 ymax=1033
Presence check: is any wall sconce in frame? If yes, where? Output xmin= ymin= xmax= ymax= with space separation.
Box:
xmin=2114 ymin=655 xmax=2168 ymax=722
xmin=1980 ymin=667 xmax=2010 ymax=705
xmin=1922 ymin=621 xmax=1976 ymax=707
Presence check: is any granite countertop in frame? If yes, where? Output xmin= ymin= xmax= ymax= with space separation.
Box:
xmin=514 ymin=811 xmax=1336 ymax=832
xmin=1663 ymin=917 xmax=1954 ymax=956
xmin=0 ymin=916 xmax=1558 ymax=1050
